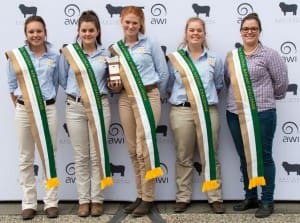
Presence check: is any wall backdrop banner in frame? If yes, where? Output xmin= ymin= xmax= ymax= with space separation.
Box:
xmin=0 ymin=0 xmax=299 ymax=201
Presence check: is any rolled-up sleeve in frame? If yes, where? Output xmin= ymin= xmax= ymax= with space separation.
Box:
xmin=214 ymin=56 xmax=224 ymax=90
xmin=151 ymin=41 xmax=169 ymax=97
xmin=7 ymin=60 xmax=18 ymax=94
xmin=58 ymin=54 xmax=69 ymax=90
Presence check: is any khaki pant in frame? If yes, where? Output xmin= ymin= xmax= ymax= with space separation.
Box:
xmin=119 ymin=88 xmax=161 ymax=202
xmin=170 ymin=105 xmax=223 ymax=203
xmin=66 ymin=97 xmax=111 ymax=204
xmin=15 ymin=103 xmax=58 ymax=210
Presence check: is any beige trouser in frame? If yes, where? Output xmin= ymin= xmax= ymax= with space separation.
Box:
xmin=170 ymin=105 xmax=223 ymax=203
xmin=119 ymin=88 xmax=161 ymax=202
xmin=66 ymin=97 xmax=111 ymax=204
xmin=15 ymin=103 xmax=58 ymax=210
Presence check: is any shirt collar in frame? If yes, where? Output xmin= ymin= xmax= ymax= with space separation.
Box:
xmin=24 ymin=41 xmax=52 ymax=56
xmin=184 ymin=46 xmax=208 ymax=60
xmin=76 ymin=38 xmax=104 ymax=56
xmin=124 ymin=32 xmax=146 ymax=47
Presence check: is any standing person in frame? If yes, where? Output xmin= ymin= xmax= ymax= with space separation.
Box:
xmin=168 ymin=17 xmax=225 ymax=214
xmin=110 ymin=6 xmax=169 ymax=217
xmin=225 ymin=13 xmax=288 ymax=218
xmin=59 ymin=10 xmax=117 ymax=217
xmin=6 ymin=16 xmax=60 ymax=220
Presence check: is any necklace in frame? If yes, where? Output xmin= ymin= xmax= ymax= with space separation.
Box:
xmin=244 ymin=44 xmax=259 ymax=56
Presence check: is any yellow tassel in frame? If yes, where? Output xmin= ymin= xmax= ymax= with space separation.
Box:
xmin=248 ymin=176 xmax=266 ymax=189
xmin=145 ymin=167 xmax=164 ymax=181
xmin=100 ymin=177 xmax=113 ymax=190
xmin=202 ymin=180 xmax=220 ymax=192
xmin=46 ymin=177 xmax=60 ymax=190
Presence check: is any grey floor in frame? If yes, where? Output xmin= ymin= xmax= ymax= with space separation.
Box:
xmin=0 ymin=201 xmax=300 ymax=222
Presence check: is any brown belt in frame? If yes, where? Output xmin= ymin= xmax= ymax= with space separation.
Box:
xmin=120 ymin=84 xmax=158 ymax=93
xmin=145 ymin=83 xmax=158 ymax=92
xmin=17 ymin=98 xmax=55 ymax=106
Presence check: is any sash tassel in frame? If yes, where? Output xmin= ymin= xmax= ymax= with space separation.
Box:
xmin=46 ymin=177 xmax=60 ymax=190
xmin=249 ymin=176 xmax=266 ymax=189
xmin=101 ymin=177 xmax=113 ymax=190
xmin=202 ymin=180 xmax=220 ymax=192
xmin=145 ymin=167 xmax=163 ymax=181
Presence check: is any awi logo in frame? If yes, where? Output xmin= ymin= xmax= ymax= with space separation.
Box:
xmin=282 ymin=121 xmax=299 ymax=143
xmin=64 ymin=4 xmax=80 ymax=26
xmin=280 ymin=41 xmax=297 ymax=63
xmin=65 ymin=162 xmax=76 ymax=184
xmin=236 ymin=3 xmax=254 ymax=23
xmin=108 ymin=123 xmax=125 ymax=144
xmin=155 ymin=162 xmax=169 ymax=184
xmin=150 ymin=3 xmax=167 ymax=24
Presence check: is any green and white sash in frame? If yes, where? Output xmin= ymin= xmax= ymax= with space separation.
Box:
xmin=62 ymin=43 xmax=113 ymax=190
xmin=227 ymin=48 xmax=265 ymax=189
xmin=112 ymin=40 xmax=163 ymax=180
xmin=6 ymin=47 xmax=59 ymax=189
xmin=168 ymin=49 xmax=219 ymax=192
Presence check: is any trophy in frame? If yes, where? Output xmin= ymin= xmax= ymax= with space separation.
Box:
xmin=107 ymin=56 xmax=121 ymax=83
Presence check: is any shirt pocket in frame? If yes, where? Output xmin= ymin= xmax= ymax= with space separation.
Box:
xmin=200 ymin=65 xmax=214 ymax=87
xmin=46 ymin=59 xmax=57 ymax=76
xmin=132 ymin=47 xmax=152 ymax=66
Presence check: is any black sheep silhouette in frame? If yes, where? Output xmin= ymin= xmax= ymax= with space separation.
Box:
xmin=106 ymin=4 xmax=144 ymax=17
xmin=282 ymin=161 xmax=300 ymax=175
xmin=279 ymin=2 xmax=297 ymax=16
xmin=194 ymin=162 xmax=202 ymax=176
xmin=287 ymin=84 xmax=297 ymax=95
xmin=156 ymin=125 xmax=167 ymax=136
xmin=110 ymin=163 xmax=125 ymax=176
xmin=192 ymin=4 xmax=210 ymax=17
xmin=19 ymin=4 xmax=37 ymax=18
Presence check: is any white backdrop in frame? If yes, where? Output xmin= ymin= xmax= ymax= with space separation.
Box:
xmin=0 ymin=0 xmax=299 ymax=201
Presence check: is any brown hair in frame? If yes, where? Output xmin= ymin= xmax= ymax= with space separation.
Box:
xmin=24 ymin=15 xmax=47 ymax=36
xmin=77 ymin=10 xmax=102 ymax=45
xmin=120 ymin=6 xmax=145 ymax=34
xmin=240 ymin=12 xmax=262 ymax=32
xmin=179 ymin=17 xmax=208 ymax=49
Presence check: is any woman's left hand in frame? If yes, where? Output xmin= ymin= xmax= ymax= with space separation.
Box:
xmin=108 ymin=79 xmax=123 ymax=93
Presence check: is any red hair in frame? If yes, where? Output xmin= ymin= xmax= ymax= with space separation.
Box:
xmin=120 ymin=6 xmax=145 ymax=34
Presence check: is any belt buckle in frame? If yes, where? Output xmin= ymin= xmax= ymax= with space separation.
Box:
xmin=75 ymin=96 xmax=81 ymax=103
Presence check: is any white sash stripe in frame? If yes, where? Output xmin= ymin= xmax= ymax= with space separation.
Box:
xmin=232 ymin=49 xmax=258 ymax=177
xmin=173 ymin=52 xmax=211 ymax=180
xmin=13 ymin=49 xmax=51 ymax=179
xmin=66 ymin=45 xmax=106 ymax=176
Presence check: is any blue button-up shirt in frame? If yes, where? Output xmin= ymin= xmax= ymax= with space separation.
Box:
xmin=168 ymin=48 xmax=224 ymax=105
xmin=122 ymin=33 xmax=169 ymax=97
xmin=59 ymin=43 xmax=110 ymax=97
xmin=7 ymin=42 xmax=59 ymax=100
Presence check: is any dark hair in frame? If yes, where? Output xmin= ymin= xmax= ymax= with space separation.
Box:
xmin=120 ymin=6 xmax=145 ymax=34
xmin=24 ymin=15 xmax=47 ymax=36
xmin=179 ymin=17 xmax=208 ymax=49
xmin=240 ymin=13 xmax=262 ymax=32
xmin=76 ymin=10 xmax=101 ymax=45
